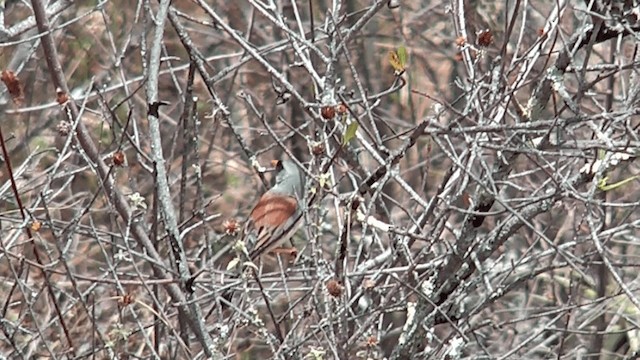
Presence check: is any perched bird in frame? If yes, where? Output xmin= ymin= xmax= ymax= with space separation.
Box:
xmin=244 ymin=159 xmax=305 ymax=260
xmin=207 ymin=159 xmax=305 ymax=308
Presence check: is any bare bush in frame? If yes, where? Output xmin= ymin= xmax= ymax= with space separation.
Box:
xmin=1 ymin=0 xmax=639 ymax=359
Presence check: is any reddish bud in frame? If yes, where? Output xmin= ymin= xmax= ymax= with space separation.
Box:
xmin=1 ymin=70 xmax=24 ymax=105
xmin=112 ymin=151 xmax=126 ymax=166
xmin=223 ymin=218 xmax=241 ymax=236
xmin=476 ymin=29 xmax=493 ymax=47
xmin=321 ymin=106 xmax=336 ymax=120
xmin=327 ymin=279 xmax=343 ymax=297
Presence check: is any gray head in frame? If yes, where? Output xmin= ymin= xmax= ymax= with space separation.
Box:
xmin=270 ymin=160 xmax=305 ymax=200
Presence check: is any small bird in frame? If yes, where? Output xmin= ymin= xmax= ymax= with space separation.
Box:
xmin=244 ymin=159 xmax=305 ymax=260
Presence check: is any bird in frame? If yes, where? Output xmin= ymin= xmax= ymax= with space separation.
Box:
xmin=207 ymin=159 xmax=305 ymax=308
xmin=243 ymin=159 xmax=305 ymax=261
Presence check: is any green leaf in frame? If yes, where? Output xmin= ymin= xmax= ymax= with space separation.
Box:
xmin=343 ymin=121 xmax=358 ymax=145
xmin=597 ymin=176 xmax=609 ymax=190
xmin=388 ymin=46 xmax=408 ymax=75
xmin=397 ymin=45 xmax=407 ymax=67
xmin=318 ymin=173 xmax=332 ymax=188
xmin=598 ymin=174 xmax=640 ymax=191
xmin=226 ymin=257 xmax=241 ymax=271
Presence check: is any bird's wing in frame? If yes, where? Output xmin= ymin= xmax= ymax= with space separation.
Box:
xmin=246 ymin=193 xmax=300 ymax=260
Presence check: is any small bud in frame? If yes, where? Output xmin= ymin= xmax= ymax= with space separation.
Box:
xmin=537 ymin=28 xmax=548 ymax=42
xmin=112 ymin=151 xmax=126 ymax=166
xmin=223 ymin=218 xmax=241 ymax=236
xmin=455 ymin=36 xmax=466 ymax=47
xmin=366 ymin=335 xmax=378 ymax=347
xmin=321 ymin=105 xmax=336 ymax=120
xmin=119 ymin=293 xmax=135 ymax=306
xmin=311 ymin=141 xmax=325 ymax=156
xmin=232 ymin=240 xmax=247 ymax=254
xmin=336 ymin=103 xmax=347 ymax=115
xmin=56 ymin=121 xmax=71 ymax=136
xmin=128 ymin=192 xmax=147 ymax=210
xmin=350 ymin=196 xmax=363 ymax=212
xmin=326 ymin=279 xmax=343 ymax=297
xmin=1 ymin=70 xmax=24 ymax=105
xmin=476 ymin=29 xmax=493 ymax=47
xmin=31 ymin=221 xmax=42 ymax=232
xmin=363 ymin=278 xmax=376 ymax=290
xmin=56 ymin=88 xmax=69 ymax=104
